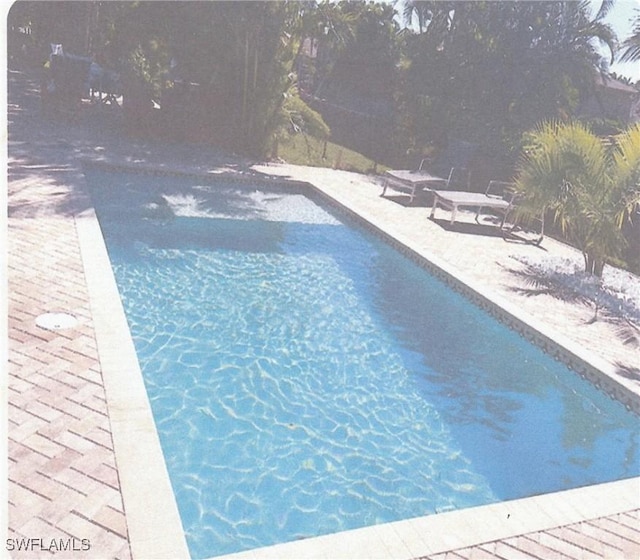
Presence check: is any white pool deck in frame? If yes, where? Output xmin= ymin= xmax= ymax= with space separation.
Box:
xmin=6 ymin=68 xmax=640 ymax=559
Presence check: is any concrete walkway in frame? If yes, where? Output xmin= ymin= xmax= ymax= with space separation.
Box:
xmin=6 ymin=67 xmax=640 ymax=559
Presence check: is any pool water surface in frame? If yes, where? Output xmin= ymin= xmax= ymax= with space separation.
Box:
xmin=86 ymin=169 xmax=639 ymax=559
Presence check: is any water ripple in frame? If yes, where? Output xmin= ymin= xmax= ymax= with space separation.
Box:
xmin=96 ymin=194 xmax=639 ymax=560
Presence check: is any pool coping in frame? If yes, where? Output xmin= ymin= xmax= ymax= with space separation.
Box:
xmin=76 ymin=161 xmax=640 ymax=559
xmin=75 ymin=206 xmax=190 ymax=560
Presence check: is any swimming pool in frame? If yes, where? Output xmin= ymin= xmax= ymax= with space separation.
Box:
xmin=86 ymin=168 xmax=639 ymax=559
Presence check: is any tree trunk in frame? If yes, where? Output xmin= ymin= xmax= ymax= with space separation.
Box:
xmin=241 ymin=31 xmax=249 ymax=144
xmin=584 ymin=252 xmax=605 ymax=277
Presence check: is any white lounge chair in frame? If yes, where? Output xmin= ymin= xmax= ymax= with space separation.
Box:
xmin=381 ymin=163 xmax=469 ymax=204
xmin=430 ymin=180 xmax=544 ymax=244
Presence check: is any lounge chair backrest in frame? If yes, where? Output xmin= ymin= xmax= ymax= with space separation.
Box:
xmin=446 ymin=167 xmax=470 ymax=190
xmin=485 ymin=181 xmax=517 ymax=203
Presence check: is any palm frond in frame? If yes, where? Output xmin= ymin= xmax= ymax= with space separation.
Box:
xmin=592 ymin=0 xmax=615 ymax=22
xmin=504 ymin=263 xmax=593 ymax=306
xmin=503 ymin=259 xmax=640 ymax=347
xmin=619 ymin=9 xmax=640 ymax=62
xmin=610 ymin=123 xmax=640 ymax=224
xmin=616 ymin=363 xmax=640 ymax=380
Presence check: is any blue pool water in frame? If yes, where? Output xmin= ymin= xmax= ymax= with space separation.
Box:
xmin=86 ymin=169 xmax=639 ymax=559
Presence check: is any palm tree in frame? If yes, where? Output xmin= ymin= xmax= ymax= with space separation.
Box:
xmin=544 ymin=0 xmax=617 ymax=100
xmin=400 ymin=0 xmax=432 ymax=34
xmin=516 ymin=121 xmax=640 ymax=277
xmin=619 ymin=9 xmax=640 ymax=62
xmin=397 ymin=1 xmax=618 ymax=156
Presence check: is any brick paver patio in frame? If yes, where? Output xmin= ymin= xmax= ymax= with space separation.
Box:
xmin=421 ymin=511 xmax=640 ymax=559
xmin=7 ymin=222 xmax=131 ymax=559
xmin=6 ymin=67 xmax=640 ymax=559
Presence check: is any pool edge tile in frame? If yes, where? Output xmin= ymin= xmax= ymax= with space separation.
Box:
xmin=75 ymin=209 xmax=191 ymax=560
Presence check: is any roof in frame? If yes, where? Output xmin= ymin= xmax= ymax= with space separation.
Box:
xmin=595 ymin=74 xmax=639 ymax=94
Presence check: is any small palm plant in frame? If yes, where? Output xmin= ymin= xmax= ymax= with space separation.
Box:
xmin=515 ymin=121 xmax=640 ymax=277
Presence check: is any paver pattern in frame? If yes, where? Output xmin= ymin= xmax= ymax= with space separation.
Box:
xmin=6 ymin=67 xmax=640 ymax=559
xmin=7 ymin=215 xmax=131 ymax=560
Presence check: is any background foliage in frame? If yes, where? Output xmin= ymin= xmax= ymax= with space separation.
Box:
xmin=7 ymin=0 xmax=637 ymax=166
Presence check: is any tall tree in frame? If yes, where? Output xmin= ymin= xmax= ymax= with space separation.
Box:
xmin=213 ymin=1 xmax=310 ymax=154
xmin=98 ymin=1 xmax=323 ymax=155
xmin=312 ymin=1 xmax=400 ymax=103
xmin=397 ymin=1 xmax=618 ymax=165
